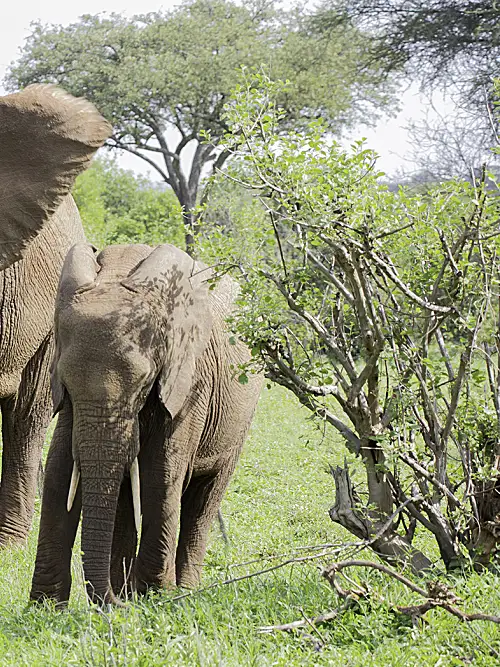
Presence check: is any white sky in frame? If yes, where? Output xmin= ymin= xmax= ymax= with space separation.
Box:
xmin=1 ymin=0 xmax=435 ymax=179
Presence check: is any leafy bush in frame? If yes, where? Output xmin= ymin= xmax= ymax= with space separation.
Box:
xmin=200 ymin=72 xmax=500 ymax=571
xmin=73 ymin=158 xmax=184 ymax=248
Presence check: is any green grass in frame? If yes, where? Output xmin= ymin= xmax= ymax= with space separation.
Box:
xmin=0 ymin=386 xmax=499 ymax=665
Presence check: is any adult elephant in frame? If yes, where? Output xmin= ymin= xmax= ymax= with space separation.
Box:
xmin=30 ymin=243 xmax=262 ymax=605
xmin=0 ymin=85 xmax=111 ymax=544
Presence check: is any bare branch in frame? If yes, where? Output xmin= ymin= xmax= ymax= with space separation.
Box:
xmin=367 ymin=250 xmax=453 ymax=314
xmin=303 ymin=247 xmax=355 ymax=305
xmin=108 ymin=140 xmax=170 ymax=184
xmin=399 ymin=454 xmax=462 ymax=508
xmin=262 ymin=271 xmax=358 ymax=381
xmin=323 ymin=560 xmax=500 ymax=628
xmin=258 ymin=608 xmax=345 ymax=634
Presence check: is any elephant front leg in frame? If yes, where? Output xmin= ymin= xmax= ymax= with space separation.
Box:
xmin=0 ymin=335 xmax=53 ymax=545
xmin=134 ymin=470 xmax=184 ymax=594
xmin=134 ymin=424 xmax=188 ymax=594
xmin=30 ymin=403 xmax=80 ymax=605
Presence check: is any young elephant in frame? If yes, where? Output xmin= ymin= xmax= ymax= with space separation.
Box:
xmin=30 ymin=243 xmax=262 ymax=605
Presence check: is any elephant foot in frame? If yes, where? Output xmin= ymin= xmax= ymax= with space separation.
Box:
xmin=30 ymin=570 xmax=72 ymax=606
xmin=176 ymin=561 xmax=202 ymax=589
xmin=134 ymin=557 xmax=176 ymax=595
xmin=134 ymin=563 xmax=176 ymax=596
xmin=86 ymin=588 xmax=127 ymax=608
xmin=134 ymin=579 xmax=177 ymax=598
xmin=176 ymin=574 xmax=201 ymax=589
xmin=29 ymin=590 xmax=69 ymax=609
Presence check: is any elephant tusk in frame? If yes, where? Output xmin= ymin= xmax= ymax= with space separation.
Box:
xmin=67 ymin=462 xmax=80 ymax=512
xmin=130 ymin=457 xmax=141 ymax=533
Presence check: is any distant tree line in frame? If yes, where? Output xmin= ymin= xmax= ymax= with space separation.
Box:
xmin=73 ymin=158 xmax=184 ymax=248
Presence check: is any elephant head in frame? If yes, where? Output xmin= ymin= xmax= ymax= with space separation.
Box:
xmin=0 ymin=84 xmax=111 ymax=270
xmin=51 ymin=242 xmax=212 ymax=604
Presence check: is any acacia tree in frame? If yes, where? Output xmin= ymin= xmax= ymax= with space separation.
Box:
xmin=201 ymin=74 xmax=500 ymax=571
xmin=324 ymin=1 xmax=500 ymax=85
xmin=7 ymin=0 xmax=394 ymax=254
xmin=315 ymin=1 xmax=500 ymax=179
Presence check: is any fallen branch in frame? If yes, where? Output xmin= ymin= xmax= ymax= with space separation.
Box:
xmin=226 ymin=542 xmax=345 ymax=570
xmin=322 ymin=560 xmax=500 ymax=626
xmin=258 ymin=603 xmax=353 ymax=634
xmin=397 ymin=599 xmax=500 ymax=625
xmin=299 ymin=606 xmax=328 ymax=649
xmin=172 ymin=538 xmax=405 ymax=604
xmin=171 ymin=546 xmax=349 ymax=603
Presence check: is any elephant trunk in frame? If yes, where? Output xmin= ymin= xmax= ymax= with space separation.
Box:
xmin=80 ymin=466 xmax=122 ymax=605
xmin=74 ymin=408 xmax=139 ymax=605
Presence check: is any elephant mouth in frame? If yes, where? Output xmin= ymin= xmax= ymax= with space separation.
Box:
xmin=66 ymin=457 xmax=142 ymax=533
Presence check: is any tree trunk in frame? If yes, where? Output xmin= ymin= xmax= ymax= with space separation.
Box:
xmin=183 ymin=209 xmax=199 ymax=258
xmin=362 ymin=438 xmax=394 ymax=516
xmin=471 ymin=475 xmax=500 ymax=567
xmin=329 ymin=464 xmax=433 ymax=574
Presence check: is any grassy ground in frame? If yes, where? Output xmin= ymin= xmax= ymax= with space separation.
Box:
xmin=0 ymin=386 xmax=498 ymax=666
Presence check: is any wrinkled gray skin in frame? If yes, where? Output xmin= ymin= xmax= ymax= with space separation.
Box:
xmin=30 ymin=243 xmax=262 ymax=605
xmin=0 ymin=86 xmax=111 ymax=545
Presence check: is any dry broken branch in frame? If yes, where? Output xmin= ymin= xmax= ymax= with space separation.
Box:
xmin=322 ymin=560 xmax=500 ymax=626
xmin=258 ymin=607 xmax=345 ymax=634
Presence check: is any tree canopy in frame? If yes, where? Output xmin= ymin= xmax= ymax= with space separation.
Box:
xmin=6 ymin=0 xmax=396 ymax=253
xmin=315 ymin=1 xmax=500 ymax=179
xmin=320 ymin=1 xmax=499 ymax=90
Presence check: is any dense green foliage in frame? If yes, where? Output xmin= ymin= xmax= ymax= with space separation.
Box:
xmin=0 ymin=387 xmax=499 ymax=665
xmin=72 ymin=158 xmax=184 ymax=249
xmin=6 ymin=0 xmax=396 ymax=251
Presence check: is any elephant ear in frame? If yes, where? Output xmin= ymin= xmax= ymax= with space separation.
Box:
xmin=56 ymin=242 xmax=100 ymax=305
xmin=0 ymin=84 xmax=111 ymax=271
xmin=51 ymin=243 xmax=101 ymax=414
xmin=122 ymin=244 xmax=213 ymax=420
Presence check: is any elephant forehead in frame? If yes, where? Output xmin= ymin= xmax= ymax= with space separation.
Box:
xmin=66 ymin=290 xmax=138 ymax=319
xmin=57 ymin=311 xmax=155 ymax=387
xmin=96 ymin=244 xmax=152 ymax=282
xmin=59 ymin=290 xmax=158 ymax=347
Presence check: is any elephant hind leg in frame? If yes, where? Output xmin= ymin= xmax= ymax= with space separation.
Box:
xmin=0 ymin=334 xmax=53 ymax=545
xmin=110 ymin=478 xmax=137 ymax=599
xmin=175 ymin=469 xmax=232 ymax=588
